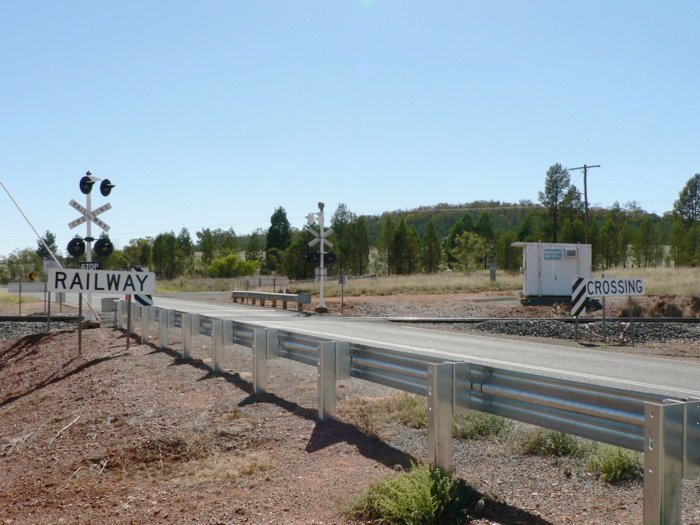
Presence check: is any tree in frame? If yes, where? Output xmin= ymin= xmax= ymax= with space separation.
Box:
xmin=36 ymin=230 xmax=59 ymax=260
xmin=349 ymin=217 xmax=370 ymax=275
xmin=450 ymin=232 xmax=486 ymax=274
xmin=495 ymin=231 xmax=520 ymax=272
xmin=283 ymin=230 xmax=315 ymax=280
xmin=517 ymin=210 xmax=539 ymax=242
xmin=266 ymin=207 xmax=292 ymax=251
xmin=376 ymin=216 xmax=394 ymax=275
xmin=331 ymin=203 xmax=356 ymax=274
xmin=152 ymin=232 xmax=179 ymax=279
xmin=673 ymin=174 xmax=700 ymax=224
xmin=5 ymin=248 xmax=42 ymax=281
xmin=445 ymin=212 xmax=474 ymax=268
xmin=177 ymin=228 xmax=195 ymax=275
xmin=198 ymin=228 xmax=216 ymax=266
xmin=421 ymin=220 xmax=442 ymax=273
xmin=245 ymin=228 xmax=265 ymax=262
xmin=265 ymin=207 xmax=292 ymax=274
xmin=538 ymin=163 xmax=571 ymax=242
xmin=671 ymin=174 xmax=700 ymax=266
xmin=559 ymin=185 xmax=584 ymax=243
xmin=630 ymin=217 xmax=663 ymax=267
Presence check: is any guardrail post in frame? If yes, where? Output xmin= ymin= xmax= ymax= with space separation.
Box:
xmin=253 ymin=328 xmax=268 ymax=394
xmin=116 ymin=301 xmax=125 ymax=330
xmin=212 ymin=319 xmax=225 ymax=373
xmin=427 ymin=363 xmax=455 ymax=471
xmin=140 ymin=306 xmax=151 ymax=344
xmin=318 ymin=341 xmax=337 ymax=420
xmin=128 ymin=301 xmax=136 ymax=337
xmin=159 ymin=308 xmax=170 ymax=350
xmin=181 ymin=313 xmax=192 ymax=360
xmin=644 ymin=400 xmax=685 ymax=525
xmin=685 ymin=400 xmax=700 ymax=479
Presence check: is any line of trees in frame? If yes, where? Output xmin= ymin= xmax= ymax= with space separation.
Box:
xmin=1 ymin=168 xmax=698 ymax=283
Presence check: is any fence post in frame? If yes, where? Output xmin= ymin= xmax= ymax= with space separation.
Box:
xmin=318 ymin=341 xmax=337 ymax=420
xmin=159 ymin=308 xmax=170 ymax=350
xmin=644 ymin=400 xmax=685 ymax=525
xmin=212 ymin=319 xmax=224 ymax=373
xmin=253 ymin=328 xmax=268 ymax=394
xmin=427 ymin=363 xmax=455 ymax=471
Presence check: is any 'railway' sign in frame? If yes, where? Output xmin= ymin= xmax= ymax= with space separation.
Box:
xmin=48 ymin=269 xmax=156 ymax=295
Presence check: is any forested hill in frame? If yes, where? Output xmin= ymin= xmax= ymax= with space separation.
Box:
xmin=360 ymin=200 xmax=673 ymax=244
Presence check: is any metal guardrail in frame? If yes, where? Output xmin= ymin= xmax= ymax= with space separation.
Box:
xmin=115 ymin=301 xmax=699 ymax=525
xmin=231 ymin=290 xmax=311 ymax=311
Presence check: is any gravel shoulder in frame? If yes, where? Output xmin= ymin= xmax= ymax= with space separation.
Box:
xmin=1 ymin=294 xmax=699 ymax=524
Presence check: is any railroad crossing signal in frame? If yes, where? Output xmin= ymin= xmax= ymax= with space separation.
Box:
xmin=68 ymin=199 xmax=112 ymax=231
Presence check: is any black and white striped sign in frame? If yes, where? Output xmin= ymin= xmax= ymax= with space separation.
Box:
xmin=571 ymin=277 xmax=587 ymax=317
xmin=133 ymin=267 xmax=154 ymax=306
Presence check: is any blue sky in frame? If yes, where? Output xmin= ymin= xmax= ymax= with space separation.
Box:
xmin=1 ymin=1 xmax=698 ymax=257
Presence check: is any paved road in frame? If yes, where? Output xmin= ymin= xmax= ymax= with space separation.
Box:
xmin=149 ymin=295 xmax=700 ymax=400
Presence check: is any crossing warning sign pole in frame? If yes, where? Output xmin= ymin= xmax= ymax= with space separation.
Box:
xmin=571 ymin=277 xmax=586 ymax=343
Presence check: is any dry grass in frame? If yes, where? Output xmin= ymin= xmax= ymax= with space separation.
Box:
xmin=604 ymin=267 xmax=700 ymax=296
xmin=338 ymin=393 xmax=427 ymax=438
xmin=178 ymin=451 xmax=276 ymax=483
xmin=157 ymin=266 xmax=699 ymax=298
xmin=296 ymin=271 xmax=522 ymax=297
xmin=0 ymin=291 xmax=35 ymax=305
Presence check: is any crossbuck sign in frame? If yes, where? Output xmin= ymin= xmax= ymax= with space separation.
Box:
xmin=68 ymin=199 xmax=111 ymax=231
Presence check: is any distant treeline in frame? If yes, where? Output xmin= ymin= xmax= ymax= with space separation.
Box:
xmin=2 ymin=169 xmax=698 ymax=282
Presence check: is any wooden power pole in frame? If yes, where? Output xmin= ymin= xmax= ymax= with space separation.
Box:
xmin=570 ymin=164 xmax=601 ymax=244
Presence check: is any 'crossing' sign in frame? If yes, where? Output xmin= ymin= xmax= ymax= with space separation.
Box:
xmin=572 ymin=277 xmax=646 ymax=317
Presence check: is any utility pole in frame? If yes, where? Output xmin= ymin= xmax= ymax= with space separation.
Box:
xmin=570 ymin=164 xmax=601 ymax=244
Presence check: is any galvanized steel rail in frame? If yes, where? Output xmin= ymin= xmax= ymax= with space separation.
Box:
xmin=116 ymin=301 xmax=699 ymax=525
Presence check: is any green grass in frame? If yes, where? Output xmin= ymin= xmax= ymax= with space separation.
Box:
xmin=586 ymin=444 xmax=643 ymax=483
xmin=518 ymin=429 xmax=586 ymax=458
xmin=453 ymin=412 xmax=512 ymax=440
xmin=347 ymin=463 xmax=472 ymax=525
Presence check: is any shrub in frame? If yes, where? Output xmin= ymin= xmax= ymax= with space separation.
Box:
xmin=207 ymin=254 xmax=259 ymax=278
xmin=587 ymin=445 xmax=643 ymax=483
xmin=520 ymin=429 xmax=584 ymax=457
xmin=453 ymin=412 xmax=511 ymax=440
xmin=347 ymin=463 xmax=470 ymax=525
